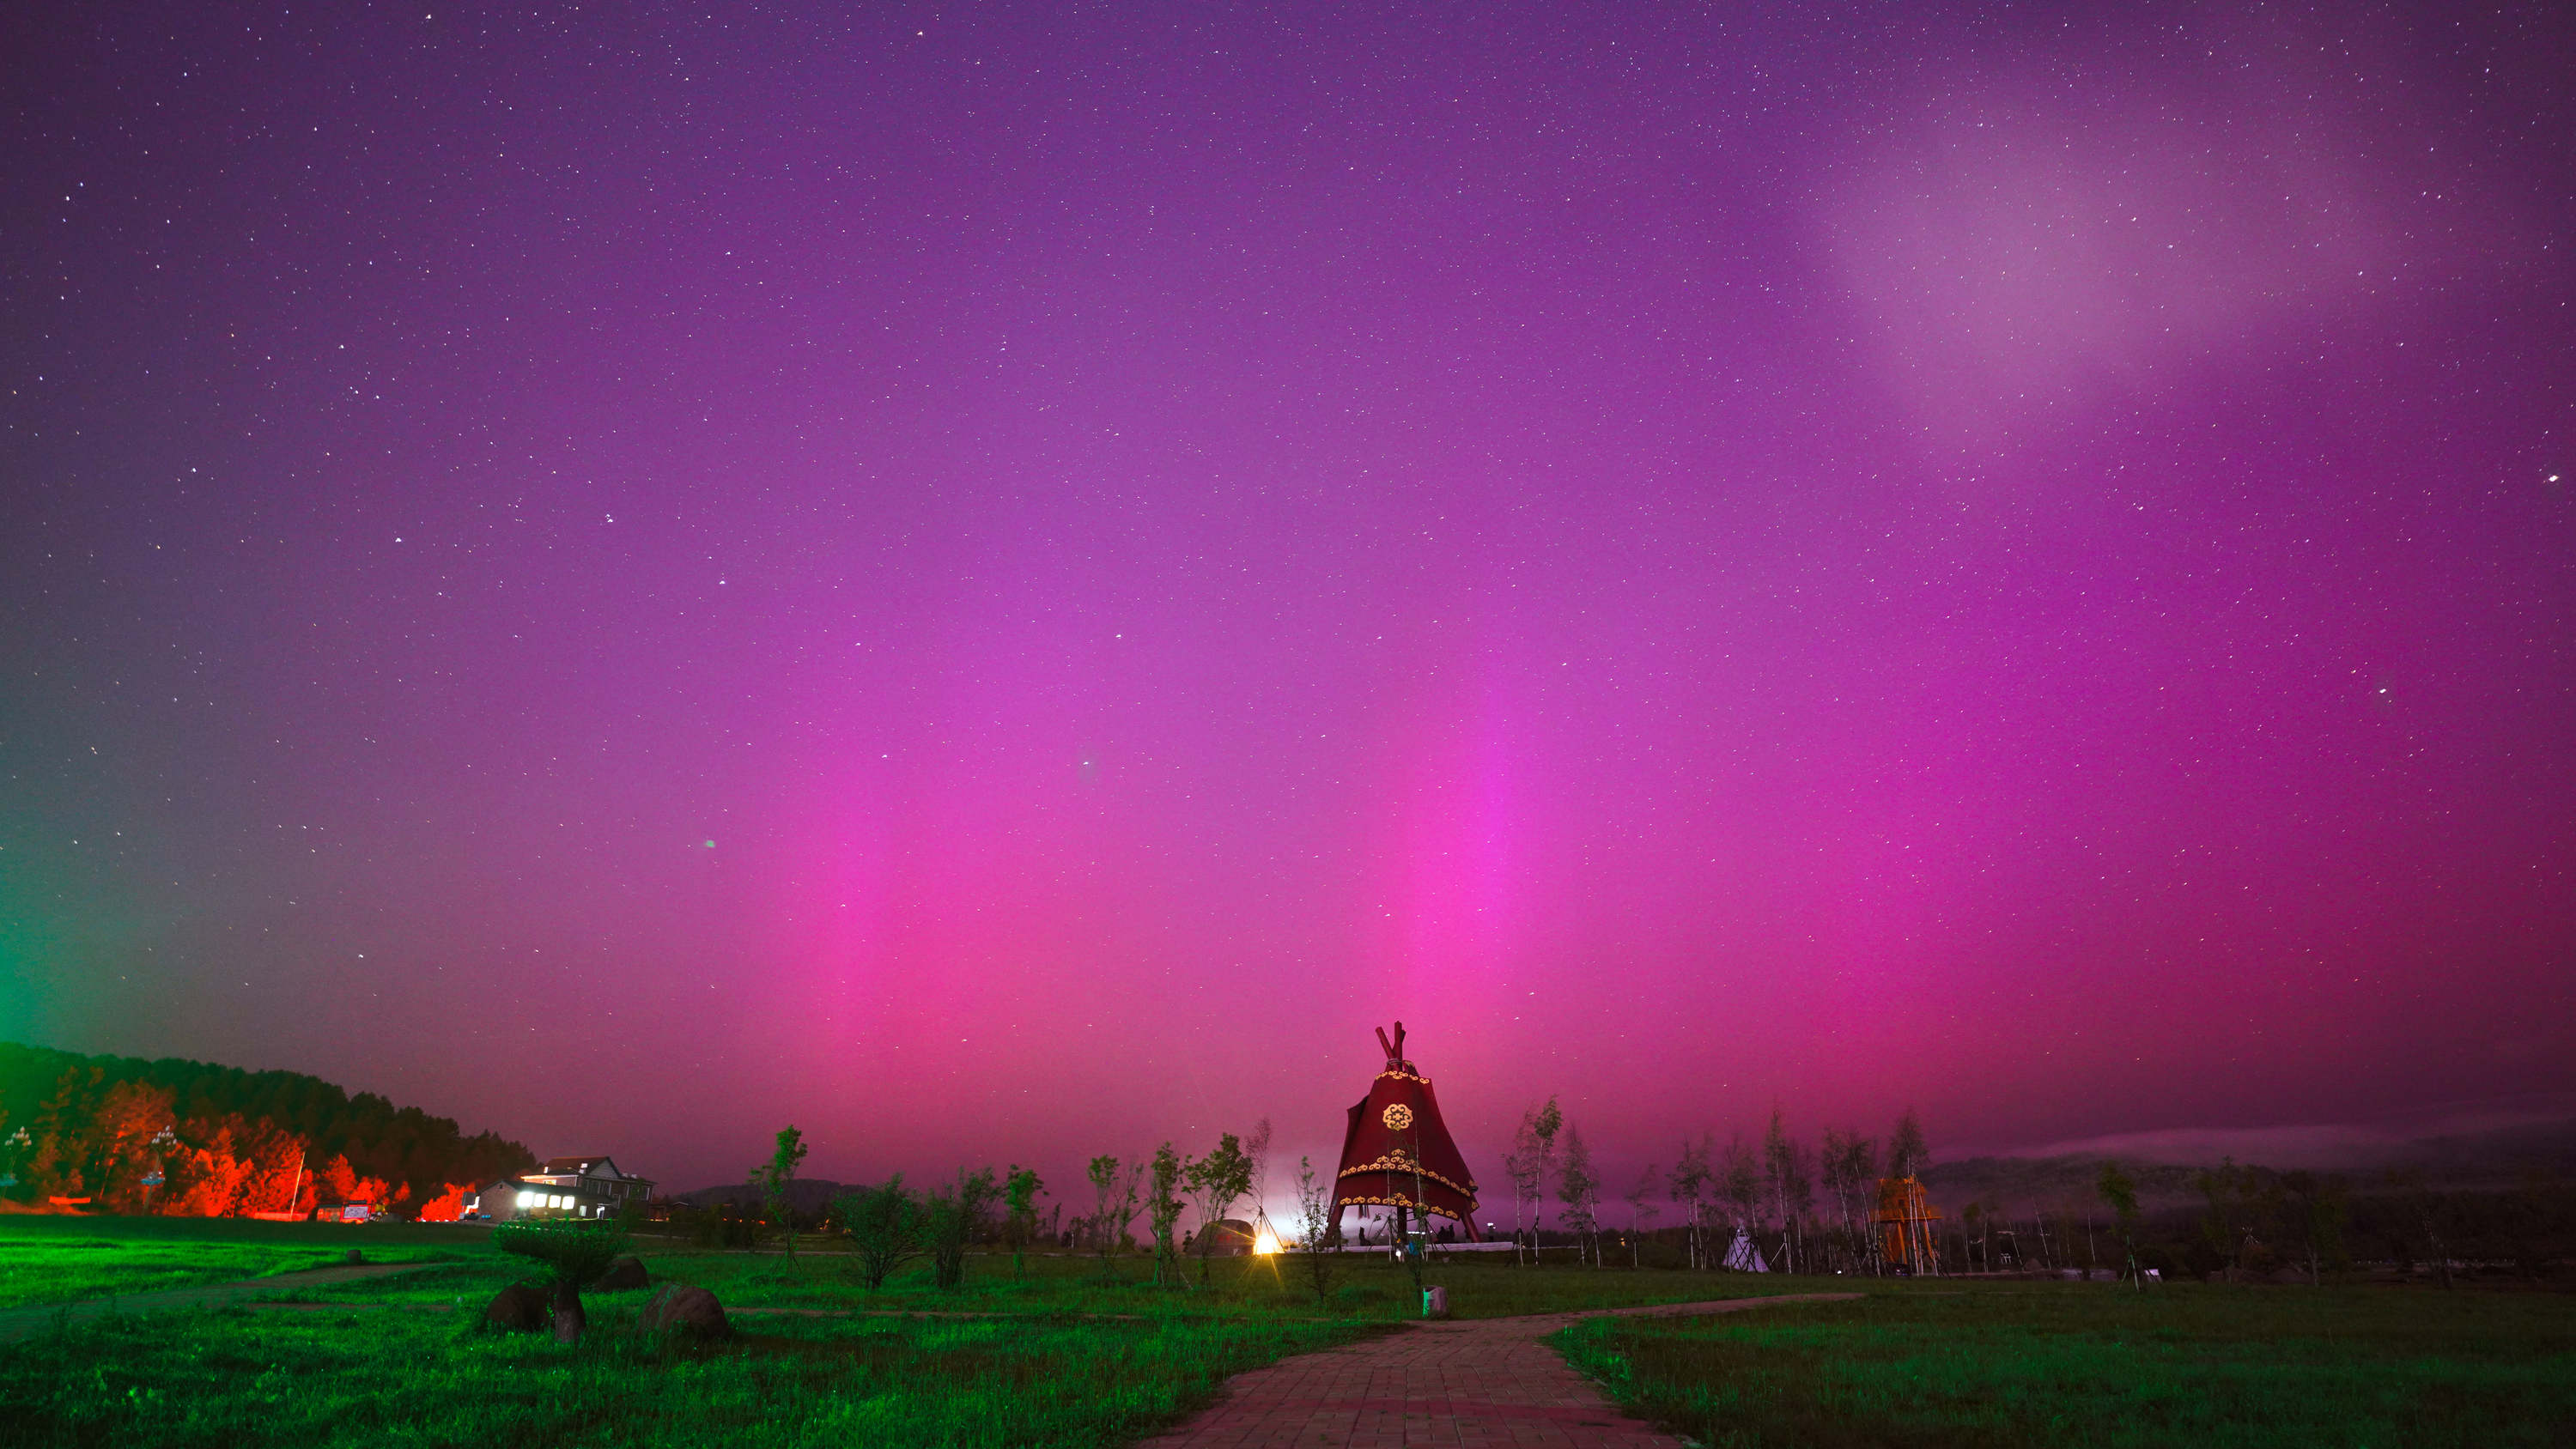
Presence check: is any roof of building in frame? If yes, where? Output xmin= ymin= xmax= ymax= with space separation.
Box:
xmin=539 ymin=1155 xmax=649 ymax=1179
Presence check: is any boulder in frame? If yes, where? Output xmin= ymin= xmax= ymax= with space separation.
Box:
xmin=483 ymin=1283 xmax=549 ymax=1332
xmin=640 ymin=1283 xmax=730 ymax=1340
xmin=596 ymin=1254 xmax=650 ymax=1292
xmin=343 ymin=1248 xmax=367 ymax=1266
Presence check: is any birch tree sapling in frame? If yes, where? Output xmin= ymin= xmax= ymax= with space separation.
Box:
xmin=1555 ymin=1124 xmax=1600 ymax=1266
xmin=1291 ymin=1154 xmax=1337 ymax=1305
xmin=1504 ymin=1096 xmax=1561 ymax=1264
xmin=1840 ymin=1132 xmax=1880 ymax=1272
xmin=1085 ymin=1154 xmax=1139 ymax=1272
xmin=1667 ymin=1137 xmax=1711 ymax=1270
xmin=1243 ymin=1117 xmax=1273 ymax=1239
xmin=1889 ymin=1108 xmax=1929 ymax=1179
xmin=1624 ymin=1162 xmax=1660 ymax=1269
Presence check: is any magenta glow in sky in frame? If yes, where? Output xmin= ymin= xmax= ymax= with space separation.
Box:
xmin=3 ymin=2 xmax=2570 ymax=1197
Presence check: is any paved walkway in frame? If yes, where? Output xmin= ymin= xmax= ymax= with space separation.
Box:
xmin=1135 ymin=1292 xmax=1859 ymax=1449
xmin=0 ymin=1263 xmax=433 ymax=1343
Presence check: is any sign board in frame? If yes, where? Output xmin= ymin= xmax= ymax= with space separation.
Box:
xmin=340 ymin=1203 xmax=372 ymax=1222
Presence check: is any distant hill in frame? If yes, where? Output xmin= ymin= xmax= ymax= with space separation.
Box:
xmin=1923 ymin=1156 xmax=2206 ymax=1215
xmin=1921 ymin=1113 xmax=2576 ymax=1219
xmin=0 ymin=1040 xmax=533 ymax=1210
xmin=675 ymin=1179 xmax=856 ymax=1216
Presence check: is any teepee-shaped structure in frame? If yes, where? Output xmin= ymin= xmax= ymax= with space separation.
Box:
xmin=1333 ymin=1022 xmax=1483 ymax=1241
xmin=1721 ymin=1227 xmax=1769 ymax=1272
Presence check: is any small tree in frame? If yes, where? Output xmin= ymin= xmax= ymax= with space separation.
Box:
xmin=1003 ymin=1164 xmax=1046 ymax=1277
xmin=1291 ymin=1154 xmax=1337 ymax=1306
xmin=1244 ymin=1118 xmax=1273 ymax=1231
xmin=1888 ymin=1108 xmax=1929 ymax=1179
xmin=1720 ymin=1135 xmax=1763 ymax=1248
xmin=2385 ymin=1167 xmax=2453 ymax=1289
xmin=1183 ymin=1132 xmax=1254 ymax=1285
xmin=2277 ymin=1170 xmax=2348 ymax=1285
xmin=1820 ymin=1129 xmax=1876 ymax=1270
xmin=750 ymin=1125 xmax=810 ymax=1258
xmin=1668 ymin=1137 xmax=1711 ymax=1270
xmin=1085 ymin=1155 xmax=1138 ymax=1272
xmin=1147 ymin=1143 xmax=1187 ymax=1288
xmin=2195 ymin=1157 xmax=2257 ymax=1281
xmin=1504 ymin=1097 xmax=1561 ymax=1264
xmin=834 ymin=1176 xmax=924 ymax=1289
xmin=494 ymin=1217 xmax=630 ymax=1343
xmin=2097 ymin=1160 xmax=2143 ymax=1290
xmin=1556 ymin=1124 xmax=1601 ymax=1266
xmin=1624 ymin=1162 xmax=1661 ymax=1269
xmin=924 ymin=1167 xmax=998 ymax=1289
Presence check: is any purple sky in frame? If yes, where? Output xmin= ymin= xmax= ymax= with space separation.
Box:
xmin=3 ymin=2 xmax=2571 ymax=1205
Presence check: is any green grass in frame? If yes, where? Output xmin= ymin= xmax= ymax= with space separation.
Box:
xmin=1552 ymin=1281 xmax=2576 ymax=1449
xmin=13 ymin=1220 xmax=2571 ymax=1448
xmin=0 ymin=1218 xmax=469 ymax=1309
xmin=0 ymin=1296 xmax=1380 ymax=1448
xmin=274 ymin=1238 xmax=1818 ymax=1323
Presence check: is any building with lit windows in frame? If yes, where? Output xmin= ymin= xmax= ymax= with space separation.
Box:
xmin=465 ymin=1155 xmax=654 ymax=1221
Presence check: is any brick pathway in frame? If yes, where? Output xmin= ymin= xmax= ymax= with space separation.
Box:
xmin=1135 ymin=1292 xmax=1859 ymax=1448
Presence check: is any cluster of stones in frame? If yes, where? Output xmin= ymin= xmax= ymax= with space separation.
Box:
xmin=479 ymin=1256 xmax=730 ymax=1340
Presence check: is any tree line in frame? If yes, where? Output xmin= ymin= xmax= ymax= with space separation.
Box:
xmin=1498 ymin=1095 xmax=1937 ymax=1275
xmin=0 ymin=1041 xmax=533 ymax=1217
xmin=720 ymin=1120 xmax=1285 ymax=1294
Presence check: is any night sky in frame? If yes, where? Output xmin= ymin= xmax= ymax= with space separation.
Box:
xmin=4 ymin=3 xmax=2571 ymax=1203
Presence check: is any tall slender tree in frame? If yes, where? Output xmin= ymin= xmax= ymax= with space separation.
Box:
xmin=2097 ymin=1160 xmax=2144 ymax=1290
xmin=1003 ymin=1164 xmax=1046 ymax=1277
xmin=1889 ymin=1108 xmax=1929 ymax=1179
xmin=1243 ymin=1117 xmax=1273 ymax=1234
xmin=1556 ymin=1124 xmax=1601 ymax=1266
xmin=1668 ymin=1137 xmax=1711 ymax=1269
xmin=1085 ymin=1154 xmax=1139 ymax=1271
xmin=1291 ymin=1155 xmax=1338 ymax=1305
xmin=1761 ymin=1108 xmax=1800 ymax=1273
xmin=1624 ymin=1162 xmax=1661 ymax=1269
xmin=1504 ymin=1097 xmax=1561 ymax=1264
xmin=751 ymin=1125 xmax=810 ymax=1258
xmin=1147 ymin=1143 xmax=1187 ymax=1288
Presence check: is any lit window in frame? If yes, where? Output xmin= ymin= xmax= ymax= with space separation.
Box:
xmin=517 ymin=1190 xmax=537 ymax=1210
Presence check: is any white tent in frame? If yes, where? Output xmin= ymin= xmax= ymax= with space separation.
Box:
xmin=1722 ymin=1227 xmax=1769 ymax=1272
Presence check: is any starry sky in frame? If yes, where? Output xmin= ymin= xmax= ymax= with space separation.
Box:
xmin=3 ymin=2 xmax=2571 ymax=1201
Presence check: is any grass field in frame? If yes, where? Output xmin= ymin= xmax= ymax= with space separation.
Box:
xmin=0 ymin=1222 xmax=1795 ymax=1447
xmin=3 ymin=1217 xmax=2569 ymax=1447
xmin=1552 ymin=1281 xmax=2576 ymax=1449
xmin=0 ymin=1216 xmax=469 ymax=1310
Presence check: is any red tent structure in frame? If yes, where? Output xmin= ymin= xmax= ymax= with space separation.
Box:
xmin=1333 ymin=1022 xmax=1483 ymax=1242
